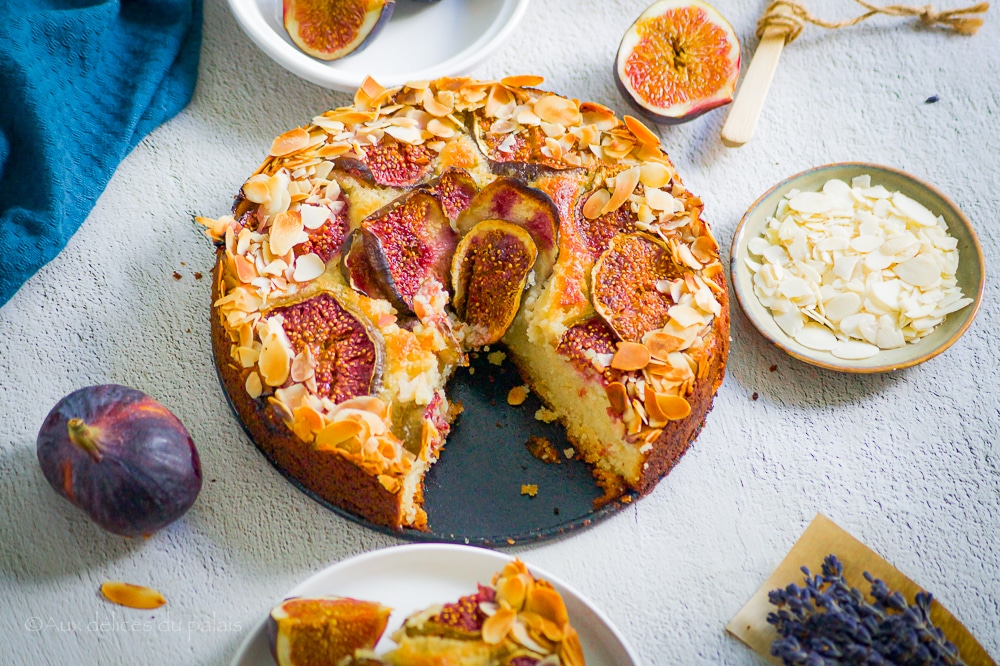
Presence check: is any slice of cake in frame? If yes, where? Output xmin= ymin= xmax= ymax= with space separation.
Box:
xmin=201 ymin=75 xmax=729 ymax=531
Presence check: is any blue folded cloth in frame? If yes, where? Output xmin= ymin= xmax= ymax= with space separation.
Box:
xmin=0 ymin=0 xmax=203 ymax=309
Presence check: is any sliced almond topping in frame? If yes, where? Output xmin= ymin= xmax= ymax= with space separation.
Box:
xmin=233 ymin=254 xmax=257 ymax=283
xmin=532 ymin=94 xmax=582 ymax=127
xmin=356 ymin=75 xmax=386 ymax=107
xmin=611 ymin=341 xmax=651 ymax=371
xmin=482 ymin=606 xmax=517 ymax=645
xmin=605 ymin=382 xmax=628 ymax=415
xmin=497 ymin=573 xmax=527 ymax=609
xmin=639 ymin=161 xmax=672 ymax=189
xmin=643 ymin=384 xmax=668 ymax=423
xmin=242 ymin=174 xmax=271 ymax=204
xmin=292 ymin=253 xmax=325 ymax=282
xmin=655 ymin=393 xmax=691 ymax=420
xmin=258 ymin=336 xmax=292 ymax=387
xmin=427 ymin=118 xmax=456 ymax=138
xmin=601 ymin=166 xmax=641 ymax=216
xmin=269 ymin=127 xmax=310 ymax=157
xmin=623 ymin=115 xmax=660 ymax=147
xmin=644 ymin=331 xmax=685 ymax=359
xmin=501 ymin=74 xmax=545 ymax=88
xmin=334 ymin=395 xmax=389 ymax=419
xmin=691 ymin=234 xmax=719 ymax=263
xmin=582 ymin=189 xmax=611 ymax=220
xmin=290 ymin=346 xmax=315 ymax=383
xmin=268 ymin=211 xmax=304 ymax=257
xmin=315 ymin=419 xmax=363 ymax=450
xmin=509 ymin=619 xmax=548 ymax=654
xmin=100 ymin=582 xmax=166 ymax=610
xmin=293 ymin=403 xmax=325 ymax=435
xmin=675 ymin=242 xmax=702 ymax=270
xmin=421 ymin=88 xmax=453 ymax=117
xmin=378 ymin=474 xmax=401 ymax=493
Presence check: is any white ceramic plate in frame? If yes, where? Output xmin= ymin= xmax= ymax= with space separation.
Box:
xmin=231 ymin=544 xmax=640 ymax=665
xmin=227 ymin=0 xmax=531 ymax=92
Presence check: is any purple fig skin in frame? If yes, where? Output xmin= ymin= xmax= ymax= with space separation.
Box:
xmin=283 ymin=0 xmax=396 ymax=62
xmin=36 ymin=385 xmax=202 ymax=537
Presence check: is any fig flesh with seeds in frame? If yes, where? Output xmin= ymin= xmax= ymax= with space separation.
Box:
xmin=268 ymin=596 xmax=391 ymax=666
xmin=455 ymin=177 xmax=559 ymax=280
xmin=335 ymin=139 xmax=432 ymax=188
xmin=616 ymin=0 xmax=740 ymax=124
xmin=451 ymin=220 xmax=538 ymax=347
xmin=592 ymin=232 xmax=684 ymax=342
xmin=283 ymin=0 xmax=395 ymax=62
xmin=426 ymin=167 xmax=478 ymax=222
xmin=362 ymin=191 xmax=458 ymax=313
xmin=268 ymin=292 xmax=384 ymax=403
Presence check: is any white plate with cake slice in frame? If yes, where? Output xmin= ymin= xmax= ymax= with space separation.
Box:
xmin=231 ymin=543 xmax=640 ymax=665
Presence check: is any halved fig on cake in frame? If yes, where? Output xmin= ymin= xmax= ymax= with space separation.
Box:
xmin=268 ymin=596 xmax=391 ymax=666
xmin=455 ymin=177 xmax=559 ymax=280
xmin=267 ymin=292 xmax=384 ymax=403
xmin=451 ymin=220 xmax=538 ymax=347
xmin=336 ymin=139 xmax=432 ymax=188
xmin=340 ymin=228 xmax=389 ymax=300
xmin=592 ymin=232 xmax=684 ymax=342
xmin=362 ymin=190 xmax=458 ymax=313
xmin=425 ymin=167 xmax=478 ymax=221
xmin=283 ymin=0 xmax=395 ymax=62
xmin=557 ymin=315 xmax=623 ymax=385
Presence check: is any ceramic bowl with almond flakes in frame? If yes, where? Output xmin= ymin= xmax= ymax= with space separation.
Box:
xmin=731 ymin=163 xmax=984 ymax=373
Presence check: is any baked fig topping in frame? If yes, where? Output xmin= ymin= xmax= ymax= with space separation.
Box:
xmin=575 ymin=187 xmax=638 ymax=260
xmin=268 ymin=596 xmax=391 ymax=666
xmin=615 ymin=0 xmax=740 ymax=124
xmin=269 ymin=293 xmax=384 ymax=403
xmin=557 ymin=316 xmax=622 ymax=384
xmin=282 ymin=0 xmax=395 ymax=61
xmin=339 ymin=228 xmax=389 ymax=300
xmin=427 ymin=167 xmax=478 ymax=221
xmin=455 ymin=177 xmax=559 ymax=280
xmin=592 ymin=232 xmax=684 ymax=341
xmin=295 ymin=202 xmax=349 ymax=263
xmin=362 ymin=190 xmax=458 ymax=312
xmin=36 ymin=385 xmax=202 ymax=537
xmin=337 ymin=138 xmax=432 ymax=188
xmin=451 ymin=220 xmax=538 ymax=346
xmin=422 ymin=585 xmax=495 ymax=638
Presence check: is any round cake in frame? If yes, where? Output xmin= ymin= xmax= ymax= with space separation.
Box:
xmin=200 ymin=75 xmax=729 ymax=532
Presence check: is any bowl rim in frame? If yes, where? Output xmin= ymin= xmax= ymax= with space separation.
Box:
xmin=730 ymin=161 xmax=985 ymax=374
xmin=227 ymin=0 xmax=532 ymax=92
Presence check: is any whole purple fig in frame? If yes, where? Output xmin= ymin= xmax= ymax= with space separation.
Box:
xmin=36 ymin=385 xmax=202 ymax=537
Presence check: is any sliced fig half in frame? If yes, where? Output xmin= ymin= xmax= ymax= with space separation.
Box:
xmin=362 ymin=191 xmax=458 ymax=312
xmin=451 ymin=220 xmax=538 ymax=347
xmin=455 ymin=177 xmax=559 ymax=280
xmin=336 ymin=139 xmax=432 ymax=189
xmin=426 ymin=167 xmax=478 ymax=221
xmin=557 ymin=316 xmax=622 ymax=385
xmin=339 ymin=228 xmax=388 ymax=300
xmin=592 ymin=232 xmax=684 ymax=342
xmin=283 ymin=0 xmax=395 ymax=62
xmin=615 ymin=0 xmax=740 ymax=124
xmin=269 ymin=292 xmax=384 ymax=403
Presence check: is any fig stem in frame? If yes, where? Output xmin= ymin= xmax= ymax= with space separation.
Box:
xmin=67 ymin=418 xmax=104 ymax=463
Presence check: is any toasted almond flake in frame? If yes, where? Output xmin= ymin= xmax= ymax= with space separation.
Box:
xmin=290 ymin=347 xmax=315 ymax=383
xmin=242 ymin=174 xmax=271 ymax=204
xmin=258 ymin=337 xmax=291 ymax=387
xmin=583 ymin=189 xmax=610 ymax=220
xmin=601 ymin=166 xmax=641 ymax=215
xmin=668 ymin=304 xmax=706 ymax=328
xmin=611 ymin=341 xmax=651 ymax=371
xmin=532 ymin=94 xmax=582 ymax=127
xmin=292 ymin=253 xmax=325 ymax=282
xmin=315 ymin=419 xmax=363 ymax=450
xmin=605 ymin=382 xmax=628 ymax=415
xmin=644 ymin=331 xmax=685 ymax=359
xmin=623 ymin=115 xmax=659 ymax=147
xmin=654 ymin=393 xmax=691 ymax=420
xmin=299 ymin=204 xmax=330 ymax=230
xmin=100 ymin=582 xmax=166 ymax=609
xmin=244 ymin=371 xmax=263 ymax=399
xmin=638 ymin=161 xmax=672 ymax=189
xmin=691 ymin=235 xmax=718 ymax=263
xmin=501 ymin=74 xmax=545 ymax=88
xmin=421 ymin=88 xmax=452 ymax=117
xmin=335 ymin=395 xmax=389 ymax=419
xmin=427 ymin=118 xmax=456 ymax=138
xmin=268 ymin=211 xmax=303 ymax=257
xmin=507 ymin=385 xmax=529 ymax=406
xmin=233 ymin=254 xmax=257 ymax=283
xmin=482 ymin=606 xmax=517 ymax=645
xmin=269 ymin=127 xmax=310 ymax=157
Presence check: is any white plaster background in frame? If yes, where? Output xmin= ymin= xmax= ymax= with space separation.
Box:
xmin=1 ymin=0 xmax=997 ymax=664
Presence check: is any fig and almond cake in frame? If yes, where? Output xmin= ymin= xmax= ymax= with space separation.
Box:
xmin=199 ymin=75 xmax=729 ymax=531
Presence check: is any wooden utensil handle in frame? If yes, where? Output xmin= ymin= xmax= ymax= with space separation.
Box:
xmin=721 ymin=29 xmax=787 ymax=148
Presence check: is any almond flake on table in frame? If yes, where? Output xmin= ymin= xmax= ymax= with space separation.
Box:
xmin=747 ymin=176 xmax=972 ymax=358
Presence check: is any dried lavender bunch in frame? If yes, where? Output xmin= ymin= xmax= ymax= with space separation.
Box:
xmin=767 ymin=554 xmax=965 ymax=666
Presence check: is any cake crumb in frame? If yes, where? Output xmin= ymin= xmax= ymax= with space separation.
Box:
xmin=507 ymin=385 xmax=529 ymax=406
xmin=172 ymin=271 xmax=182 ymax=280
xmin=769 ymin=364 xmax=777 ymax=372
xmin=468 ymin=367 xmax=475 ymax=375
xmin=534 ymin=407 xmax=559 ymax=423
xmin=526 ymin=436 xmax=560 ymax=464
xmin=487 ymin=350 xmax=507 ymax=366
xmin=563 ymin=447 xmax=575 ymax=460
xmin=521 ymin=484 xmax=538 ymax=498
xmin=751 ymin=392 xmax=759 ymax=401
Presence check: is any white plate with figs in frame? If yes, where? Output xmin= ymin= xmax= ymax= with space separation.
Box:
xmin=230 ymin=543 xmax=640 ymax=665
xmin=228 ymin=0 xmax=531 ymax=92
xmin=731 ymin=163 xmax=984 ymax=373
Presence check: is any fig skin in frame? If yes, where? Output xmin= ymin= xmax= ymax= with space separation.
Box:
xmin=283 ymin=0 xmax=395 ymax=62
xmin=615 ymin=0 xmax=741 ymax=125
xmin=36 ymin=385 xmax=202 ymax=537
xmin=340 ymin=228 xmax=390 ymax=301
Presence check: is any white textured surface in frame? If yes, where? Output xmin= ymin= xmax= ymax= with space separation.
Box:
xmin=2 ymin=1 xmax=998 ymax=664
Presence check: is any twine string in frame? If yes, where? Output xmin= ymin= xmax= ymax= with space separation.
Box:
xmin=757 ymin=0 xmax=990 ymax=42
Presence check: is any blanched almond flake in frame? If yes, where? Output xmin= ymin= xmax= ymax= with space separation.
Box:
xmin=245 ymin=371 xmax=263 ymax=399
xmin=601 ymin=166 xmax=641 ymax=216
xmin=501 ymin=74 xmax=545 ymax=88
xmin=507 ymin=385 xmax=529 ymax=406
xmin=611 ymin=341 xmax=651 ymax=371
xmin=100 ymin=582 xmax=166 ymax=610
xmin=242 ymin=174 xmax=271 ymax=204
xmin=290 ymin=347 xmax=315 ymax=383
xmin=583 ymin=189 xmax=611 ymax=220
xmin=624 ymin=115 xmax=660 ymax=147
xmin=269 ymin=127 xmax=310 ymax=157
xmin=654 ymin=393 xmax=691 ymax=420
xmin=299 ymin=204 xmax=330 ymax=230
xmin=482 ymin=606 xmax=517 ymax=645
xmin=268 ymin=211 xmax=303 ymax=257
xmin=292 ymin=253 xmax=325 ymax=282
xmin=639 ymin=161 xmax=672 ymax=189
xmin=605 ymin=382 xmax=628 ymax=415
